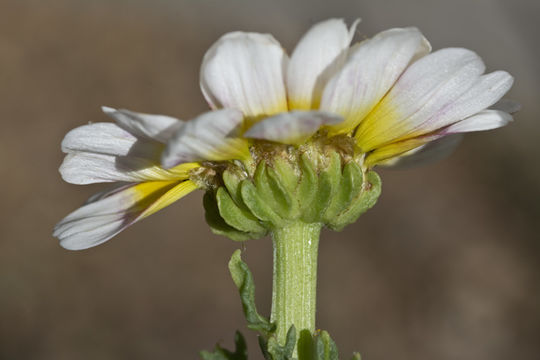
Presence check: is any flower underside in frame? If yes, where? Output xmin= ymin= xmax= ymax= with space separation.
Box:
xmin=54 ymin=18 xmax=516 ymax=250
xmin=198 ymin=133 xmax=382 ymax=241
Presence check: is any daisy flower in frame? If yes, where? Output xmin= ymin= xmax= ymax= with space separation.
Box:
xmin=54 ymin=18 xmax=515 ymax=250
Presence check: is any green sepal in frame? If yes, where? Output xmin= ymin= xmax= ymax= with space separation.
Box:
xmin=256 ymin=161 xmax=294 ymax=219
xmin=203 ymin=192 xmax=254 ymax=242
xmin=323 ymin=161 xmax=363 ymax=223
xmin=200 ymin=331 xmax=248 ymax=360
xmin=223 ymin=168 xmax=247 ymax=205
xmin=328 ymin=171 xmax=382 ymax=231
xmin=350 ymin=352 xmax=362 ymax=360
xmin=266 ymin=163 xmax=299 ymax=220
xmin=229 ymin=250 xmax=275 ymax=336
xmin=302 ymin=151 xmax=341 ymax=223
xmin=259 ymin=325 xmax=296 ymax=360
xmin=271 ymin=156 xmax=299 ymax=194
xmin=297 ymin=154 xmax=318 ymax=218
xmin=240 ymin=180 xmax=284 ymax=227
xmin=216 ymin=187 xmax=267 ymax=235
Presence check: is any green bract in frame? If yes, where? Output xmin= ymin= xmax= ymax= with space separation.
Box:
xmin=203 ymin=141 xmax=382 ymax=241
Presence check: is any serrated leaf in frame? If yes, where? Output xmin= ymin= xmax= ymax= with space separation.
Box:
xmin=200 ymin=331 xmax=248 ymax=360
xmin=259 ymin=336 xmax=272 ymax=360
xmin=261 ymin=325 xmax=297 ymax=360
xmin=216 ymin=187 xmax=267 ymax=234
xmin=229 ymin=250 xmax=275 ymax=336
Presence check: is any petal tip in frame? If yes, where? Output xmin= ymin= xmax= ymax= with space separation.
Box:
xmin=101 ymin=106 xmax=116 ymax=114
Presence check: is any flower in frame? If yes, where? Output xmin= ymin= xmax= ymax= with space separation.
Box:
xmin=54 ymin=18 xmax=516 ymax=250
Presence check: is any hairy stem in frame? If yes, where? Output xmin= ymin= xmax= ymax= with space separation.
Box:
xmin=270 ymin=222 xmax=321 ymax=353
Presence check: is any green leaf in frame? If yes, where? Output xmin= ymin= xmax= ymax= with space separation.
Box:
xmin=203 ymin=192 xmax=254 ymax=242
xmin=200 ymin=331 xmax=248 ymax=360
xmin=297 ymin=330 xmax=316 ymax=360
xmin=216 ymin=187 xmax=267 ymax=234
xmin=229 ymin=250 xmax=275 ymax=336
xmin=350 ymin=352 xmax=362 ymax=360
xmin=315 ymin=331 xmax=339 ymax=360
xmin=259 ymin=325 xmax=297 ymax=360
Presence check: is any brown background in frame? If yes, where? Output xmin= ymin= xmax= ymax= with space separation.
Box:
xmin=1 ymin=0 xmax=539 ymax=359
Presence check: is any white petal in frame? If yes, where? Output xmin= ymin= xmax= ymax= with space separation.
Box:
xmin=442 ymin=109 xmax=513 ymax=134
xmin=60 ymin=152 xmax=199 ymax=184
xmin=200 ymin=31 xmax=288 ymax=119
xmin=364 ymin=108 xmax=511 ymax=168
xmin=490 ymin=98 xmax=521 ymax=114
xmin=244 ymin=110 xmax=343 ymax=144
xmin=54 ymin=180 xmax=197 ymax=250
xmin=321 ymin=27 xmax=431 ymax=134
xmin=381 ymin=134 xmax=463 ymax=168
xmin=355 ymin=48 xmax=487 ymax=150
xmin=408 ymin=70 xmax=514 ymax=134
xmin=162 ymin=109 xmax=249 ymax=168
xmin=287 ymin=18 xmax=359 ymax=110
xmin=102 ymin=106 xmax=182 ymax=143
xmin=62 ymin=123 xmax=142 ymax=156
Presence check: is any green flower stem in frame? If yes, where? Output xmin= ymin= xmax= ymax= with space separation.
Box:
xmin=270 ymin=222 xmax=322 ymax=352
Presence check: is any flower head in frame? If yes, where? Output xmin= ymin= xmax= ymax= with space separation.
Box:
xmin=54 ymin=18 xmax=516 ymax=250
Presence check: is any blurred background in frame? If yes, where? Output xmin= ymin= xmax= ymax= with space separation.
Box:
xmin=1 ymin=0 xmax=539 ymax=359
